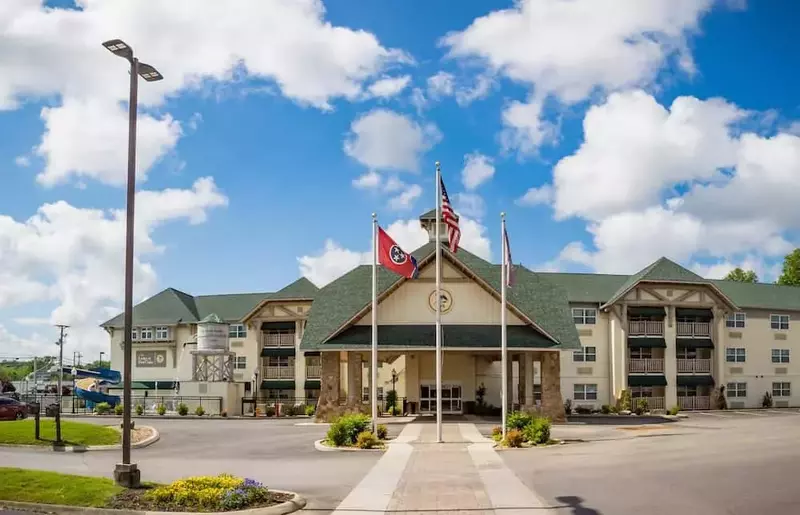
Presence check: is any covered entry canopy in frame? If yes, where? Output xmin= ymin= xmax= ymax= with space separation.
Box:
xmin=323 ymin=324 xmax=558 ymax=349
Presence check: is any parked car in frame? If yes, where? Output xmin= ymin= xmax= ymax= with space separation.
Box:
xmin=0 ymin=397 xmax=28 ymax=420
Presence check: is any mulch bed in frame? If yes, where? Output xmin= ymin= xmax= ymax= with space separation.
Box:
xmin=106 ymin=487 xmax=293 ymax=512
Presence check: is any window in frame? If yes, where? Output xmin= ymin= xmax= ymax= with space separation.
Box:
xmin=229 ymin=324 xmax=247 ymax=338
xmin=726 ymin=382 xmax=747 ymax=398
xmin=264 ymin=389 xmax=291 ymax=400
xmin=572 ymin=308 xmax=597 ymax=325
xmin=772 ymin=382 xmax=791 ymax=398
xmin=726 ymin=347 xmax=746 ymax=363
xmin=726 ymin=312 xmax=746 ymax=329
xmin=130 ymin=328 xmax=138 ymax=341
xmin=362 ymin=386 xmax=384 ymax=402
xmin=573 ymin=384 xmax=598 ymax=401
xmin=235 ymin=356 xmax=247 ymax=369
xmin=772 ymin=349 xmax=790 ymax=364
xmin=630 ymin=386 xmax=653 ymax=398
xmin=305 ymin=389 xmax=319 ymax=402
xmin=770 ymin=314 xmax=790 ymax=331
xmin=573 ymin=346 xmax=597 ymax=362
xmin=676 ymin=347 xmax=698 ymax=359
xmin=155 ymin=326 xmax=169 ymax=340
xmin=139 ymin=327 xmax=153 ymax=340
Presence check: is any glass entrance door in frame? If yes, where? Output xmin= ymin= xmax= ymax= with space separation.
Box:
xmin=419 ymin=383 xmax=462 ymax=414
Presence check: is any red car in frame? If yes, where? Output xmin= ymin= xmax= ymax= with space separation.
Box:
xmin=0 ymin=396 xmax=28 ymax=420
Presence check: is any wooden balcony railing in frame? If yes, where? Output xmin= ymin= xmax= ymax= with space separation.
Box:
xmin=628 ymin=320 xmax=664 ymax=336
xmin=632 ymin=396 xmax=665 ymax=411
xmin=263 ymin=332 xmax=295 ymax=347
xmin=263 ymin=366 xmax=295 ymax=380
xmin=677 ymin=358 xmax=711 ymax=373
xmin=628 ymin=358 xmax=665 ymax=374
xmin=305 ymin=364 xmax=322 ymax=379
xmin=676 ymin=322 xmax=710 ymax=338
xmin=678 ymin=396 xmax=710 ymax=410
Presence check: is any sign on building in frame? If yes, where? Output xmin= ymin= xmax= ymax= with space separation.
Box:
xmin=136 ymin=350 xmax=167 ymax=368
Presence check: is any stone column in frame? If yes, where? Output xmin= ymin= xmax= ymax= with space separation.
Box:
xmin=664 ymin=306 xmax=678 ymax=410
xmin=712 ymin=308 xmax=726 ymax=410
xmin=346 ymin=352 xmax=363 ymax=409
xmin=294 ymin=320 xmax=306 ymax=402
xmin=316 ymin=351 xmax=341 ymax=422
xmin=524 ymin=352 xmax=534 ymax=408
xmin=518 ymin=354 xmax=526 ymax=406
xmin=541 ymin=351 xmax=566 ymax=422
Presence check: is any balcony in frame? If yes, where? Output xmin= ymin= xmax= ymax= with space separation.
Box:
xmin=678 ymin=396 xmax=711 ymax=410
xmin=677 ymin=322 xmax=710 ymax=338
xmin=263 ymin=332 xmax=295 ymax=348
xmin=628 ymin=320 xmax=664 ymax=337
xmin=677 ymin=358 xmax=711 ymax=374
xmin=628 ymin=358 xmax=665 ymax=374
xmin=263 ymin=366 xmax=295 ymax=380
xmin=305 ymin=364 xmax=321 ymax=379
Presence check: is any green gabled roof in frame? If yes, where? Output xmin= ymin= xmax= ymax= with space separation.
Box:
xmin=419 ymin=208 xmax=458 ymax=221
xmin=270 ymin=277 xmax=319 ymax=300
xmin=710 ymin=280 xmax=800 ymax=311
xmin=537 ymin=272 xmax=627 ymax=304
xmin=101 ymin=288 xmax=200 ymax=328
xmin=300 ymin=241 xmax=581 ymax=351
xmin=195 ymin=292 xmax=271 ymax=322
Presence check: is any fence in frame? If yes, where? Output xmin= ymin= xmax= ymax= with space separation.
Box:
xmin=18 ymin=394 xmax=223 ymax=416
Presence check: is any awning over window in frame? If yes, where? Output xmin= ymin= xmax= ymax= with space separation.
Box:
xmin=260 ymin=348 xmax=296 ymax=357
xmin=676 ymin=308 xmax=713 ymax=318
xmin=304 ymin=380 xmax=321 ymax=390
xmin=627 ymin=375 xmax=667 ymax=387
xmin=676 ymin=338 xmax=714 ymax=349
xmin=677 ymin=375 xmax=715 ymax=386
xmin=628 ymin=306 xmax=666 ymax=317
xmin=126 ymin=381 xmax=178 ymax=390
xmin=260 ymin=380 xmax=294 ymax=390
xmin=627 ymin=337 xmax=667 ymax=348
xmin=261 ymin=322 xmax=296 ymax=331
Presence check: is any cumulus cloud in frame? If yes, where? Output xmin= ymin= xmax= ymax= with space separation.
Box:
xmin=461 ymin=152 xmax=495 ymax=190
xmin=365 ymin=75 xmax=411 ymax=99
xmin=516 ymin=184 xmax=553 ymax=207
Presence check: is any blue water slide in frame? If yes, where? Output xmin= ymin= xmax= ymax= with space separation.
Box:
xmin=62 ymin=367 xmax=121 ymax=384
xmin=68 ymin=368 xmax=123 ymax=407
xmin=75 ymin=388 xmax=121 ymax=407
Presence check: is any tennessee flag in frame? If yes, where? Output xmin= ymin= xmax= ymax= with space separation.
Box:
xmin=377 ymin=227 xmax=419 ymax=279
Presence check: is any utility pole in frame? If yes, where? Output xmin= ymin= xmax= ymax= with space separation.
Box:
xmin=55 ymin=325 xmax=68 ymax=445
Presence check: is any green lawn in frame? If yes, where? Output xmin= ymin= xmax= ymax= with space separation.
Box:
xmin=0 ymin=468 xmax=123 ymax=507
xmin=0 ymin=419 xmax=120 ymax=446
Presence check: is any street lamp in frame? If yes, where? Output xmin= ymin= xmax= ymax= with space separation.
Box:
xmin=99 ymin=352 xmax=105 ymax=369
xmin=102 ymin=38 xmax=163 ymax=489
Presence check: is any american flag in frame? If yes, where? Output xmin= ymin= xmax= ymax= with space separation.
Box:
xmin=439 ymin=176 xmax=461 ymax=253
xmin=504 ymin=225 xmax=514 ymax=287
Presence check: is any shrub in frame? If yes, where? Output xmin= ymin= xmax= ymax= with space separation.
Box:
xmin=610 ymin=405 xmax=619 ymax=414
xmin=326 ymin=413 xmax=371 ymax=447
xmin=376 ymin=424 xmax=388 ymax=440
xmin=220 ymin=478 xmax=271 ymax=511
xmin=385 ymin=390 xmax=398 ymax=414
xmin=304 ymin=404 xmax=315 ymax=416
xmin=145 ymin=474 xmax=270 ymax=512
xmin=356 ymin=430 xmax=380 ymax=449
xmin=157 ymin=404 xmax=167 ymax=416
xmin=714 ymin=386 xmax=728 ymax=410
xmin=523 ymin=417 xmax=551 ymax=445
xmin=634 ymin=398 xmax=648 ymax=415
xmin=114 ymin=403 xmax=124 ymax=416
xmin=762 ymin=391 xmax=773 ymax=408
xmin=389 ymin=405 xmax=400 ymax=416
xmin=506 ymin=410 xmax=534 ymax=431
xmin=491 ymin=425 xmax=502 ymax=437
xmin=575 ymin=406 xmax=592 ymax=415
xmin=601 ymin=404 xmax=611 ymax=414
xmin=135 ymin=404 xmax=144 ymax=416
xmin=265 ymin=406 xmax=276 ymax=417
xmin=284 ymin=404 xmax=297 ymax=416
xmin=668 ymin=405 xmax=680 ymax=416
xmin=221 ymin=410 xmax=228 ymax=418
xmin=95 ymin=402 xmax=112 ymax=415
xmin=195 ymin=405 xmax=205 ymax=417
xmin=618 ymin=389 xmax=632 ymax=411
xmin=503 ymin=429 xmax=525 ymax=448
xmin=177 ymin=403 xmax=189 ymax=416
xmin=563 ymin=398 xmax=572 ymax=415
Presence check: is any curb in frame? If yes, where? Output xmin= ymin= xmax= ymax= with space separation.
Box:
xmin=492 ymin=439 xmax=566 ymax=450
xmin=313 ymin=439 xmax=385 ymax=452
xmin=0 ymin=490 xmax=306 ymax=515
xmin=0 ymin=426 xmax=159 ymax=453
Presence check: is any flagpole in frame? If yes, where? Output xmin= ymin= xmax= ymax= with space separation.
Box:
xmin=435 ymin=161 xmax=443 ymax=443
xmin=501 ymin=212 xmax=508 ymax=440
xmin=371 ymin=213 xmax=379 ymax=435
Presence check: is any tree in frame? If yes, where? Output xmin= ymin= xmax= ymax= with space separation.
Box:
xmin=723 ymin=267 xmax=758 ymax=283
xmin=777 ymin=249 xmax=800 ymax=286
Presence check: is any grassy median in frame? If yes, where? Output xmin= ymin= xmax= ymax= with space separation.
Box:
xmin=0 ymin=419 xmax=120 ymax=446
xmin=0 ymin=468 xmax=123 ymax=507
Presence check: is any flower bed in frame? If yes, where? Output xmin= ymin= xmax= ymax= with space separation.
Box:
xmin=106 ymin=474 xmax=292 ymax=512
xmin=323 ymin=413 xmax=388 ymax=449
xmin=493 ymin=411 xmax=560 ymax=448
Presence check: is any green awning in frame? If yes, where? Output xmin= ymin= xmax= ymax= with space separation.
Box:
xmin=322 ymin=324 xmax=557 ymax=349
xmin=627 ymin=337 xmax=667 ymax=348
xmin=127 ymin=381 xmax=178 ymax=390
xmin=676 ymin=338 xmax=714 ymax=349
xmin=628 ymin=375 xmax=667 ymax=386
xmin=260 ymin=348 xmax=296 ymax=357
xmin=304 ymin=380 xmax=321 ymax=389
xmin=677 ymin=375 xmax=715 ymax=386
xmin=628 ymin=307 xmax=666 ymax=317
xmin=260 ymin=380 xmax=294 ymax=390
xmin=261 ymin=322 xmax=296 ymax=331
xmin=304 ymin=351 xmax=320 ymax=356
xmin=675 ymin=308 xmax=712 ymax=318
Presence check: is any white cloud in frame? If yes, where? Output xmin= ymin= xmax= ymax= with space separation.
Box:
xmin=0 ymin=0 xmax=409 ymax=187
xmin=516 ymin=184 xmax=553 ymax=207
xmin=298 ymin=216 xmax=492 ymax=286
xmin=425 ymin=71 xmax=495 ymax=107
xmin=365 ymin=75 xmax=411 ymax=99
xmin=0 ymin=177 xmax=228 ymax=359
xmin=543 ymin=91 xmax=800 ymax=276
xmin=343 ymin=109 xmax=441 ymax=172
xmin=427 ymin=72 xmax=455 ymax=99
xmin=352 ymin=170 xmax=381 ymax=189
xmin=389 ymin=184 xmax=422 ymax=211
xmin=691 ymin=255 xmax=775 ymax=282
xmin=455 ymin=192 xmax=486 ymax=219
xmin=14 ymin=155 xmax=30 ymax=167
xmin=461 ymin=152 xmax=495 ymax=190
xmin=500 ymin=95 xmax=559 ymax=153
xmin=441 ymin=0 xmax=713 ymax=153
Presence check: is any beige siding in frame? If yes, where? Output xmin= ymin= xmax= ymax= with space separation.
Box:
xmin=562 ymin=306 xmax=611 ymax=408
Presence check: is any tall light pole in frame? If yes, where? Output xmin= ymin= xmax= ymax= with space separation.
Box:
xmin=102 ymin=38 xmax=163 ymax=489
xmin=99 ymin=351 xmax=105 ymax=369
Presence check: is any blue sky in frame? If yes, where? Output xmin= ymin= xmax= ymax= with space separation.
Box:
xmin=1 ymin=0 xmax=799 ymax=358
